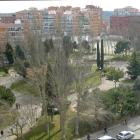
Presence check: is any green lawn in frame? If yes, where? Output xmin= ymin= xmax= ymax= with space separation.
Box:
xmin=85 ymin=72 xmax=101 ymax=88
xmin=18 ymin=109 xmax=99 ymax=140
xmin=11 ymin=80 xmax=39 ymax=96
xmin=121 ymin=79 xmax=135 ymax=83
xmin=107 ymin=54 xmax=131 ymax=61
xmin=0 ymin=71 xmax=10 ymax=77
xmin=17 ymin=114 xmax=79 ymax=140
xmin=91 ymin=65 xmax=97 ymax=72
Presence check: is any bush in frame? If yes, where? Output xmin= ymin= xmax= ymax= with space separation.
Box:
xmin=4 ymin=67 xmax=8 ymax=74
xmin=0 ymin=85 xmax=15 ymax=106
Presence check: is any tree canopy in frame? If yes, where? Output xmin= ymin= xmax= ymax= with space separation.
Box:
xmin=82 ymin=40 xmax=90 ymax=51
xmin=5 ymin=42 xmax=14 ymax=65
xmin=133 ymin=76 xmax=140 ymax=91
xmin=44 ymin=38 xmax=54 ymax=54
xmin=114 ymin=41 xmax=130 ymax=55
xmin=0 ymin=85 xmax=15 ymax=106
xmin=127 ymin=51 xmax=140 ymax=77
xmin=16 ymin=45 xmax=25 ymax=60
xmin=103 ymin=85 xmax=137 ymax=116
xmin=106 ymin=66 xmax=124 ymax=87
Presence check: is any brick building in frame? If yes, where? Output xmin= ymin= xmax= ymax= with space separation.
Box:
xmin=0 ymin=21 xmax=25 ymax=52
xmin=16 ymin=5 xmax=102 ymax=37
xmin=0 ymin=5 xmax=103 ymax=51
xmin=110 ymin=6 xmax=140 ymax=36
xmin=1 ymin=13 xmax=16 ymax=23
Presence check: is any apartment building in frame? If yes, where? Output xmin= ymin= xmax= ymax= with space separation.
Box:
xmin=0 ymin=5 xmax=103 ymax=51
xmin=1 ymin=13 xmax=16 ymax=23
xmin=16 ymin=5 xmax=102 ymax=37
xmin=102 ymin=21 xmax=110 ymax=34
xmin=110 ymin=6 xmax=140 ymax=35
xmin=114 ymin=6 xmax=139 ymax=16
xmin=85 ymin=5 xmax=103 ymax=34
xmin=0 ymin=21 xmax=25 ymax=52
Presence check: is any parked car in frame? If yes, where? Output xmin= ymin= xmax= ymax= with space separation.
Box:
xmin=116 ymin=131 xmax=134 ymax=139
xmin=98 ymin=135 xmax=117 ymax=140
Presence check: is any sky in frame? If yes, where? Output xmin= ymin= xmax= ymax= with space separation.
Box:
xmin=1 ymin=0 xmax=140 ymax=13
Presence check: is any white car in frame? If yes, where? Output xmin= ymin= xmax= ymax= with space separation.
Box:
xmin=98 ymin=135 xmax=117 ymax=140
xmin=116 ymin=131 xmax=134 ymax=139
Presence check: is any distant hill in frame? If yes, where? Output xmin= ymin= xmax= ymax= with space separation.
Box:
xmin=103 ymin=11 xmax=114 ymax=23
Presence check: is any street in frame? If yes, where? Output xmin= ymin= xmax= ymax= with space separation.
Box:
xmin=78 ymin=115 xmax=140 ymax=140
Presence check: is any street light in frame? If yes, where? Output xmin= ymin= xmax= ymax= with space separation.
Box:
xmin=113 ymin=80 xmax=116 ymax=88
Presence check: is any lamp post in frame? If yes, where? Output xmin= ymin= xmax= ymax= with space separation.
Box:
xmin=113 ymin=80 xmax=116 ymax=88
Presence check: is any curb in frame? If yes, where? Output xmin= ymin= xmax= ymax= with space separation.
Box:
xmin=132 ymin=127 xmax=140 ymax=132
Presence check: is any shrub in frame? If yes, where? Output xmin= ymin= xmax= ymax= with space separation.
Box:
xmin=0 ymin=85 xmax=15 ymax=106
xmin=4 ymin=67 xmax=9 ymax=74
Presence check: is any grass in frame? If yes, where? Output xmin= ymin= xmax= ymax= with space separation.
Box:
xmin=18 ymin=109 xmax=98 ymax=140
xmin=107 ymin=54 xmax=131 ymax=61
xmin=0 ymin=110 xmax=19 ymax=130
xmin=91 ymin=65 xmax=97 ymax=72
xmin=0 ymin=71 xmax=10 ymax=77
xmin=11 ymin=79 xmax=39 ymax=96
xmin=69 ymin=52 xmax=95 ymax=59
xmin=121 ymin=79 xmax=135 ymax=83
xmin=85 ymin=72 xmax=102 ymax=88
xmin=17 ymin=114 xmax=79 ymax=140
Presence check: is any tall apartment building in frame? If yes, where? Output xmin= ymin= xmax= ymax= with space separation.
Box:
xmin=0 ymin=5 xmax=103 ymax=51
xmin=16 ymin=5 xmax=102 ymax=37
xmin=110 ymin=6 xmax=140 ymax=35
xmin=85 ymin=5 xmax=103 ymax=34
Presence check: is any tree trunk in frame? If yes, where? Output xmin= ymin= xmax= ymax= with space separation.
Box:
xmin=42 ymin=66 xmax=49 ymax=134
xmin=60 ymin=112 xmax=63 ymax=130
xmin=42 ymin=94 xmax=49 ymax=134
xmin=62 ymin=121 xmax=66 ymax=140
xmin=21 ymin=128 xmax=23 ymax=140
xmin=75 ymin=125 xmax=79 ymax=135
xmin=75 ymin=94 xmax=80 ymax=135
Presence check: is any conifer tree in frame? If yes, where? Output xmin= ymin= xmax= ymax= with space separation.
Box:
xmin=101 ymin=39 xmax=104 ymax=69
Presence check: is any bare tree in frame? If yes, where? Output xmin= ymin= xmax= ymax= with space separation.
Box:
xmin=18 ymin=22 xmax=50 ymax=134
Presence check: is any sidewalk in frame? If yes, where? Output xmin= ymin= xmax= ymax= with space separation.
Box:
xmin=78 ymin=115 xmax=140 ymax=140
xmin=0 ymin=105 xmax=42 ymax=140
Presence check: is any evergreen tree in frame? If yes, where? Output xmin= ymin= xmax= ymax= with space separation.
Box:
xmin=101 ymin=39 xmax=104 ymax=69
xmin=44 ymin=39 xmax=50 ymax=54
xmin=73 ymin=41 xmax=77 ymax=49
xmin=97 ymin=41 xmax=100 ymax=68
xmin=50 ymin=38 xmax=54 ymax=51
xmin=16 ymin=45 xmax=25 ymax=60
xmin=133 ymin=76 xmax=140 ymax=91
xmin=127 ymin=51 xmax=140 ymax=78
xmin=5 ymin=42 xmax=14 ymax=65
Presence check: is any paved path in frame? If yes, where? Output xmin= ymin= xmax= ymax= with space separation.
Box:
xmin=68 ymin=61 xmax=134 ymax=111
xmin=78 ymin=115 xmax=140 ymax=140
xmin=0 ymin=72 xmax=42 ymax=140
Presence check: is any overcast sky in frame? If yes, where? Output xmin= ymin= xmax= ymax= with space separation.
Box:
xmin=0 ymin=0 xmax=140 ymax=13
